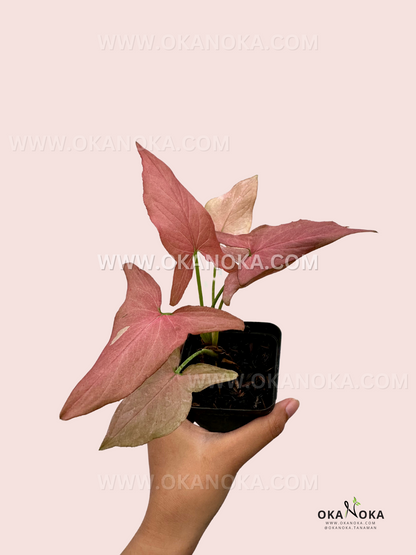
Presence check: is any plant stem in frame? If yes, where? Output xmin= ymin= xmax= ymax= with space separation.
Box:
xmin=212 ymin=285 xmax=224 ymax=308
xmin=174 ymin=349 xmax=218 ymax=374
xmin=194 ymin=252 xmax=204 ymax=307
xmin=218 ymin=299 xmax=224 ymax=310
xmin=200 ymin=332 xmax=213 ymax=344
xmin=211 ymin=331 xmax=219 ymax=346
xmin=212 ymin=266 xmax=217 ymax=306
xmin=159 ymin=308 xmax=173 ymax=315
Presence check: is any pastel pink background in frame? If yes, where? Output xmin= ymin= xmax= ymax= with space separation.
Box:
xmin=2 ymin=1 xmax=414 ymax=554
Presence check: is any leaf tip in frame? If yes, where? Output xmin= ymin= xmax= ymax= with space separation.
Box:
xmin=99 ymin=438 xmax=111 ymax=451
xmin=59 ymin=403 xmax=73 ymax=421
xmin=135 ymin=141 xmax=145 ymax=153
xmin=352 ymin=227 xmax=378 ymax=234
xmin=228 ymin=370 xmax=238 ymax=381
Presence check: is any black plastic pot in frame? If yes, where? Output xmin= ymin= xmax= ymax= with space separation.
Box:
xmin=180 ymin=321 xmax=281 ymax=432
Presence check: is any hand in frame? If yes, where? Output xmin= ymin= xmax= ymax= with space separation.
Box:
xmin=121 ymin=398 xmax=300 ymax=555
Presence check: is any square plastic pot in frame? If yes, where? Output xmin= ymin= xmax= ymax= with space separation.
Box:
xmin=180 ymin=321 xmax=281 ymax=432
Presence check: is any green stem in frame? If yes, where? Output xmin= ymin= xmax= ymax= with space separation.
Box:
xmin=174 ymin=349 xmax=218 ymax=374
xmin=159 ymin=308 xmax=173 ymax=315
xmin=200 ymin=332 xmax=213 ymax=344
xmin=218 ymin=299 xmax=224 ymax=310
xmin=194 ymin=252 xmax=204 ymax=307
xmin=211 ymin=331 xmax=219 ymax=347
xmin=212 ymin=285 xmax=224 ymax=308
xmin=212 ymin=266 xmax=217 ymax=306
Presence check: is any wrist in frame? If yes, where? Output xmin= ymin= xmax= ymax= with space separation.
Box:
xmin=133 ymin=519 xmax=201 ymax=555
xmin=122 ymin=497 xmax=206 ymax=555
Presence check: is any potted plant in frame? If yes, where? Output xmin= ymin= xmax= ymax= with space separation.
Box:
xmin=180 ymin=321 xmax=281 ymax=432
xmin=60 ymin=144 xmax=374 ymax=447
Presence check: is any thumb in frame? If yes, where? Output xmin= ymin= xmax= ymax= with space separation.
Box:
xmin=223 ymin=398 xmax=300 ymax=469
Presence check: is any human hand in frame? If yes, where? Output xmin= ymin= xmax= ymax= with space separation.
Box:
xmin=121 ymin=397 xmax=300 ymax=555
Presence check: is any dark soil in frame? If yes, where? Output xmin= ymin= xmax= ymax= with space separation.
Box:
xmin=181 ymin=332 xmax=277 ymax=410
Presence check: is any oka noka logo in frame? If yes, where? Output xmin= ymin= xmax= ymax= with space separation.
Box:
xmin=318 ymin=497 xmax=384 ymax=520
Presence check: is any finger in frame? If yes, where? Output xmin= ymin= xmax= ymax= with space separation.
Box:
xmin=222 ymin=398 xmax=300 ymax=468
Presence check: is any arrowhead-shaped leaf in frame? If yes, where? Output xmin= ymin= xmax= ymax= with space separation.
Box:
xmin=60 ymin=264 xmax=244 ymax=420
xmin=205 ymin=175 xmax=258 ymax=235
xmin=217 ymin=220 xmax=376 ymax=304
xmin=99 ymin=349 xmax=238 ymax=449
xmin=137 ymin=144 xmax=225 ymax=305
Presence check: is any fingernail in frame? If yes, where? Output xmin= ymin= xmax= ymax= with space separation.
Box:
xmin=285 ymin=399 xmax=300 ymax=419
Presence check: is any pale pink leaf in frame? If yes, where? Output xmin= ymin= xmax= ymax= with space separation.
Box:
xmin=217 ymin=220 xmax=376 ymax=304
xmin=137 ymin=144 xmax=225 ymax=305
xmin=60 ymin=264 xmax=244 ymax=420
xmin=205 ymin=175 xmax=258 ymax=235
xmin=99 ymin=350 xmax=237 ymax=449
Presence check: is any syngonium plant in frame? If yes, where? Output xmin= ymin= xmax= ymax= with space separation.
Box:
xmin=60 ymin=144 xmax=375 ymax=448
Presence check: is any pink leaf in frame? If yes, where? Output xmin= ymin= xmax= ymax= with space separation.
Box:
xmin=99 ymin=350 xmax=237 ymax=449
xmin=137 ymin=144 xmax=225 ymax=305
xmin=60 ymin=264 xmax=244 ymax=420
xmin=171 ymin=265 xmax=193 ymax=307
xmin=217 ymin=220 xmax=376 ymax=304
xmin=220 ymin=245 xmax=251 ymax=272
xmin=205 ymin=175 xmax=258 ymax=234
